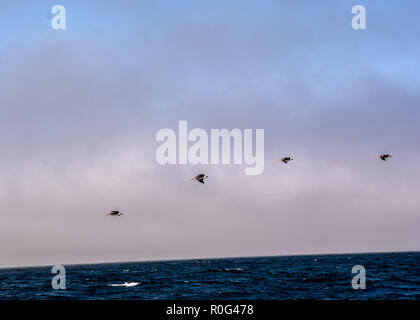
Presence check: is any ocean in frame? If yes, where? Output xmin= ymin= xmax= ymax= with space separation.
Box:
xmin=0 ymin=252 xmax=418 ymax=300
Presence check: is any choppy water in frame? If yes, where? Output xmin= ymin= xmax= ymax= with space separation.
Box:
xmin=0 ymin=252 xmax=419 ymax=299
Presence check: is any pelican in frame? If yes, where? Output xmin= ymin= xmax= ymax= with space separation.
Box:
xmin=377 ymin=154 xmax=392 ymax=161
xmin=106 ymin=210 xmax=123 ymax=216
xmin=280 ymin=157 xmax=293 ymax=164
xmin=192 ymin=174 xmax=208 ymax=184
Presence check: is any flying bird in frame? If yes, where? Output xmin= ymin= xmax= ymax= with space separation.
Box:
xmin=106 ymin=210 xmax=123 ymax=216
xmin=280 ymin=157 xmax=293 ymax=164
xmin=192 ymin=174 xmax=208 ymax=184
xmin=377 ymin=154 xmax=392 ymax=161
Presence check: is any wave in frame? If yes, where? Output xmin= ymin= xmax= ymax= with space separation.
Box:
xmin=225 ymin=268 xmax=244 ymax=272
xmin=200 ymin=267 xmax=245 ymax=274
xmin=108 ymin=282 xmax=140 ymax=287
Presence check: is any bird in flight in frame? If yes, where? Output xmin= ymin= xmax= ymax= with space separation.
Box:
xmin=192 ymin=174 xmax=208 ymax=184
xmin=106 ymin=210 xmax=123 ymax=216
xmin=280 ymin=157 xmax=293 ymax=164
xmin=377 ymin=154 xmax=392 ymax=161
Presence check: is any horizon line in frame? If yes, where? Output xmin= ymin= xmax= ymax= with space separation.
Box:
xmin=1 ymin=249 xmax=418 ymax=270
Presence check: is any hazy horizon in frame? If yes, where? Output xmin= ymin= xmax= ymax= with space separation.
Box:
xmin=1 ymin=0 xmax=419 ymax=268
xmin=2 ymin=249 xmax=419 ymax=270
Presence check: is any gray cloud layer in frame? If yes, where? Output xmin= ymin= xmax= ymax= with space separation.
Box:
xmin=1 ymin=1 xmax=419 ymax=267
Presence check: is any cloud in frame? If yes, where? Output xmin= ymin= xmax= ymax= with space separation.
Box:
xmin=0 ymin=0 xmax=419 ymax=267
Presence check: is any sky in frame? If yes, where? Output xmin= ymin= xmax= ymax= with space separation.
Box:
xmin=0 ymin=0 xmax=419 ymax=268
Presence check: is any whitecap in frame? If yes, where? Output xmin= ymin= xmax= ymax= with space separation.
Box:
xmin=225 ymin=268 xmax=244 ymax=271
xmin=108 ymin=282 xmax=140 ymax=287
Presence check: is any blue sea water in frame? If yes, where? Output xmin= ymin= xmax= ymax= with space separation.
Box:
xmin=0 ymin=252 xmax=418 ymax=300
